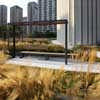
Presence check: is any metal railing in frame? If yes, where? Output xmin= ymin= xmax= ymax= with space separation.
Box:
xmin=0 ymin=20 xmax=68 ymax=64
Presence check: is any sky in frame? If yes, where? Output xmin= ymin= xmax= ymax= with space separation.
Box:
xmin=0 ymin=0 xmax=38 ymax=22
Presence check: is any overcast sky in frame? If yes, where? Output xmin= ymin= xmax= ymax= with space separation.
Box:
xmin=0 ymin=0 xmax=38 ymax=22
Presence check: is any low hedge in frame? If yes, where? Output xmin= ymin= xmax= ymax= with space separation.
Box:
xmin=8 ymin=43 xmax=65 ymax=53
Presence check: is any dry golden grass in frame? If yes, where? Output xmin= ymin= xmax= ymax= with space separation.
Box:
xmin=0 ymin=40 xmax=64 ymax=53
xmin=0 ymin=64 xmax=67 ymax=100
xmin=0 ymin=63 xmax=99 ymax=100
xmin=0 ymin=45 xmax=99 ymax=100
xmin=0 ymin=51 xmax=9 ymax=65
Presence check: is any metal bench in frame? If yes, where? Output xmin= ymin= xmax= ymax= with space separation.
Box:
xmin=20 ymin=51 xmax=79 ymax=60
xmin=20 ymin=51 xmax=65 ymax=60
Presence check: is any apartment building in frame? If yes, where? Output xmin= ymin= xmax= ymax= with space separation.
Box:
xmin=28 ymin=2 xmax=38 ymax=34
xmin=0 ymin=5 xmax=7 ymax=25
xmin=10 ymin=5 xmax=23 ymax=23
xmin=38 ymin=0 xmax=56 ymax=33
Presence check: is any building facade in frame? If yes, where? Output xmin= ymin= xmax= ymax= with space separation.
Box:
xmin=28 ymin=2 xmax=38 ymax=34
xmin=0 ymin=5 xmax=7 ymax=25
xmin=38 ymin=0 xmax=56 ymax=32
xmin=10 ymin=5 xmax=23 ymax=23
xmin=23 ymin=17 xmax=28 ymax=36
xmin=10 ymin=6 xmax=23 ymax=37
xmin=57 ymin=0 xmax=100 ymax=48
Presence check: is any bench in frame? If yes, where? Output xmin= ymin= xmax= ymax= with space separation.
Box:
xmin=20 ymin=51 xmax=79 ymax=60
xmin=20 ymin=51 xmax=65 ymax=60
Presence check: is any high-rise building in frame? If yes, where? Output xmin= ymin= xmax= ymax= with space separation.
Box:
xmin=10 ymin=5 xmax=23 ymax=23
xmin=0 ymin=5 xmax=7 ymax=25
xmin=38 ymin=0 xmax=56 ymax=32
xmin=57 ymin=0 xmax=100 ymax=48
xmin=28 ymin=2 xmax=38 ymax=34
xmin=10 ymin=6 xmax=23 ymax=37
xmin=23 ymin=17 xmax=28 ymax=35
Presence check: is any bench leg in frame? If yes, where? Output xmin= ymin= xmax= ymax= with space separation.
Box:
xmin=45 ymin=56 xmax=49 ymax=60
xmin=20 ymin=53 xmax=24 ymax=58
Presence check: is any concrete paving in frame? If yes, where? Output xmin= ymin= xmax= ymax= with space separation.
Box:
xmin=6 ymin=56 xmax=100 ymax=74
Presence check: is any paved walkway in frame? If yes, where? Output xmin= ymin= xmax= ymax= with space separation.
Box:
xmin=6 ymin=56 xmax=100 ymax=73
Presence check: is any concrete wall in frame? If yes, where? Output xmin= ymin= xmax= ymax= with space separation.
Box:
xmin=74 ymin=0 xmax=82 ymax=45
xmin=82 ymin=0 xmax=88 ymax=44
xmin=97 ymin=0 xmax=100 ymax=44
xmin=69 ymin=0 xmax=74 ymax=47
xmin=57 ymin=0 xmax=75 ymax=48
xmin=57 ymin=0 xmax=100 ymax=48
xmin=57 ymin=0 xmax=69 ymax=47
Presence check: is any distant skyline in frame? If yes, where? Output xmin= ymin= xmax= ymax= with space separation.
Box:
xmin=0 ymin=0 xmax=38 ymax=22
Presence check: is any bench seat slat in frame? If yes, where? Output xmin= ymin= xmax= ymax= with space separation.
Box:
xmin=20 ymin=51 xmax=78 ymax=58
xmin=21 ymin=51 xmax=65 ymax=56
